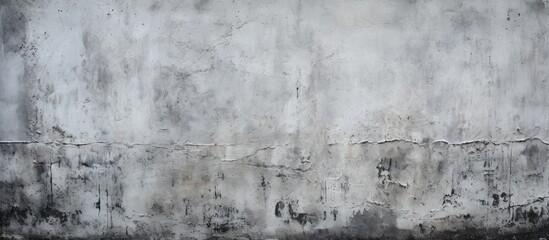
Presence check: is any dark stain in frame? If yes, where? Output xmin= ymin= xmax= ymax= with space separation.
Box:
xmin=442 ymin=188 xmax=456 ymax=206
xmin=1 ymin=1 xmax=28 ymax=52
xmin=152 ymin=66 xmax=200 ymax=130
xmin=95 ymin=185 xmax=101 ymax=212
xmin=331 ymin=209 xmax=338 ymax=221
xmin=520 ymin=141 xmax=548 ymax=171
xmin=500 ymin=192 xmax=509 ymax=202
xmin=527 ymin=0 xmax=548 ymax=13
xmin=81 ymin=31 xmax=114 ymax=100
xmin=0 ymin=206 xmax=30 ymax=227
xmin=70 ymin=210 xmax=82 ymax=225
xmin=34 ymin=161 xmax=48 ymax=179
xmin=193 ymin=0 xmax=211 ymax=11
xmin=276 ymin=173 xmax=287 ymax=178
xmin=203 ymin=204 xmax=244 ymax=234
xmin=206 ymin=221 xmax=231 ymax=233
xmin=419 ymin=223 xmax=426 ymax=233
xmin=376 ymin=158 xmax=392 ymax=183
xmin=275 ymin=201 xmax=285 ymax=217
xmin=450 ymin=7 xmax=487 ymax=32
xmin=349 ymin=205 xmax=397 ymax=237
xmin=521 ymin=144 xmax=539 ymax=160
xmin=340 ymin=176 xmax=350 ymax=194
xmin=437 ymin=160 xmax=446 ymax=175
xmin=528 ymin=207 xmax=541 ymax=224
xmin=38 ymin=206 xmax=68 ymax=224
xmin=492 ymin=194 xmax=500 ymax=207
xmin=26 ymin=223 xmax=549 ymax=240
xmin=149 ymin=1 xmax=161 ymax=11
xmin=151 ymin=202 xmax=164 ymax=214
xmin=79 ymin=155 xmax=111 ymax=168
xmin=514 ymin=206 xmax=543 ymax=224
xmin=287 ymin=201 xmax=318 ymax=226
xmin=0 ymin=144 xmax=18 ymax=156
xmin=0 ymin=1 xmax=32 ymax=138
xmin=52 ymin=125 xmax=73 ymax=139
xmin=96 ymin=65 xmax=113 ymax=92
xmin=260 ymin=175 xmax=268 ymax=191
xmin=213 ymin=185 xmax=221 ymax=199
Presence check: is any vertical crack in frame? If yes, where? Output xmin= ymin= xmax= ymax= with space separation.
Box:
xmin=49 ymin=162 xmax=53 ymax=205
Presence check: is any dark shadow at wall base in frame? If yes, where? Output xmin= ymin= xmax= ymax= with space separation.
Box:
xmin=276 ymin=225 xmax=549 ymax=240
xmin=3 ymin=226 xmax=549 ymax=240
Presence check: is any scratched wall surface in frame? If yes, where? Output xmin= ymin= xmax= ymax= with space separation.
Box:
xmin=2 ymin=0 xmax=549 ymax=239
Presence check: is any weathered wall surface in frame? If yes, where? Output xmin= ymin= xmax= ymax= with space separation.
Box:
xmin=2 ymin=0 xmax=549 ymax=239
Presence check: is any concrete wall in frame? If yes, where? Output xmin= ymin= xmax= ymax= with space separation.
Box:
xmin=2 ymin=0 xmax=549 ymax=239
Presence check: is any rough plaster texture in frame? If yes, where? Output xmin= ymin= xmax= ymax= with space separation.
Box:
xmin=2 ymin=0 xmax=549 ymax=239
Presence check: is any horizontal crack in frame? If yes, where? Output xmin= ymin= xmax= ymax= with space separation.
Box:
xmin=1 ymin=137 xmax=548 ymax=149
xmin=0 ymin=139 xmax=290 ymax=148
xmin=0 ymin=140 xmax=267 ymax=149
xmin=224 ymin=161 xmax=312 ymax=173
xmin=498 ymin=196 xmax=549 ymax=210
xmin=221 ymin=146 xmax=275 ymax=162
xmin=328 ymin=137 xmax=549 ymax=147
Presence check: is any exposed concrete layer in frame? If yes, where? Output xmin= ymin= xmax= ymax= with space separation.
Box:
xmin=2 ymin=0 xmax=549 ymax=239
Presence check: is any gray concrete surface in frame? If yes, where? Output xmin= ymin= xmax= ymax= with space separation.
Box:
xmin=2 ymin=0 xmax=549 ymax=239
